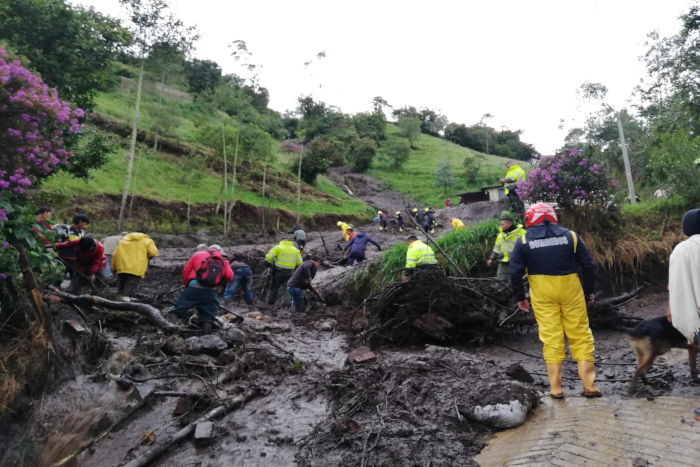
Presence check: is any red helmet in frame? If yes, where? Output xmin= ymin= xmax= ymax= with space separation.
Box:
xmin=524 ymin=203 xmax=558 ymax=228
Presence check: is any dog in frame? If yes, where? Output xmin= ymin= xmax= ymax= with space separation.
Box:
xmin=626 ymin=315 xmax=699 ymax=394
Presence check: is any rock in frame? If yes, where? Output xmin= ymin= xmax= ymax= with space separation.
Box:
xmin=186 ymin=335 xmax=228 ymax=356
xmin=633 ymin=458 xmax=648 ymax=467
xmin=115 ymin=376 xmax=133 ymax=390
xmin=91 ymin=411 xmax=118 ymax=436
xmin=314 ymin=318 xmax=337 ymax=332
xmin=218 ymin=349 xmax=236 ymax=365
xmin=463 ymin=381 xmax=539 ymax=429
xmin=122 ymin=361 xmax=143 ymax=378
xmin=221 ymin=328 xmax=247 ymax=346
xmin=346 ymin=346 xmax=377 ymax=365
xmin=194 ymin=421 xmax=214 ymax=446
xmin=162 ymin=335 xmax=187 ymax=355
xmin=128 ymin=386 xmax=150 ymax=402
xmin=505 ymin=364 xmax=534 ymax=384
xmin=64 ymin=320 xmax=86 ymax=336
xmin=174 ymin=396 xmax=188 ymax=416
xmin=182 ymin=354 xmax=217 ymax=366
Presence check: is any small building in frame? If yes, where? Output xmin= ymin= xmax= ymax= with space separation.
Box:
xmin=452 ymin=185 xmax=506 ymax=205
xmin=482 ymin=184 xmax=506 ymax=202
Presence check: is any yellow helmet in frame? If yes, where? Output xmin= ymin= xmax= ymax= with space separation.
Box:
xmin=337 ymin=221 xmax=343 ymax=227
xmin=395 ymin=211 xmax=401 ymax=216
xmin=412 ymin=208 xmax=418 ymax=213
xmin=424 ymin=207 xmax=430 ymax=212
xmin=377 ymin=211 xmax=383 ymax=215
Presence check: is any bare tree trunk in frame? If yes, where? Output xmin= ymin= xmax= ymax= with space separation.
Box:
xmin=297 ymin=144 xmax=303 ymax=225
xmin=222 ymin=120 xmax=228 ymax=236
xmin=16 ymin=244 xmax=51 ymax=339
xmin=128 ymin=151 xmax=142 ymax=220
xmin=153 ymin=71 xmax=165 ymax=153
xmin=186 ymin=194 xmax=191 ymax=231
xmin=227 ymin=130 xmax=239 ymax=234
xmin=118 ymin=60 xmax=145 ymax=231
xmin=261 ymin=162 xmax=268 ymax=232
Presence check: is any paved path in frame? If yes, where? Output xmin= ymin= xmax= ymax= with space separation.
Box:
xmin=475 ymin=396 xmax=700 ymax=466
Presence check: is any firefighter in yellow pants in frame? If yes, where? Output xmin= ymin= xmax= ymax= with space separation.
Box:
xmin=509 ymin=203 xmax=600 ymax=399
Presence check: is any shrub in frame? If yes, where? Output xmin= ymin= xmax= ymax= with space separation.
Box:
xmin=350 ymin=137 xmax=377 ymax=172
xmin=381 ymin=140 xmax=411 ymax=168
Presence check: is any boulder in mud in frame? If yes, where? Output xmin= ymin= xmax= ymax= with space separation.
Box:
xmin=346 ymin=346 xmax=377 ymax=365
xmin=221 ymin=328 xmax=247 ymax=346
xmin=186 ymin=335 xmax=228 ymax=356
xmin=505 ymin=363 xmax=534 ymax=383
xmin=162 ymin=335 xmax=187 ymax=355
xmin=218 ymin=349 xmax=236 ymax=365
xmin=314 ymin=318 xmax=337 ymax=332
xmin=461 ymin=381 xmax=539 ymax=429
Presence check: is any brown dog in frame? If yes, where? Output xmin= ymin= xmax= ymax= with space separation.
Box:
xmin=627 ymin=315 xmax=699 ymax=394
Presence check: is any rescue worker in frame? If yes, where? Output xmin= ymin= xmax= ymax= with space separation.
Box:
xmin=412 ymin=208 xmax=422 ymax=230
xmin=423 ymin=207 xmax=437 ymax=234
xmin=451 ymin=218 xmax=465 ymax=230
xmin=445 ymin=198 xmax=453 ymax=208
xmin=403 ymin=236 xmax=437 ymax=281
xmin=377 ymin=211 xmax=388 ymax=231
xmin=224 ymin=259 xmax=255 ymax=310
xmin=395 ymin=211 xmax=405 ymax=232
xmin=110 ymin=231 xmax=159 ymax=301
xmin=337 ymin=221 xmax=352 ymax=241
xmin=102 ymin=231 xmax=128 ymax=278
xmin=55 ymin=236 xmax=108 ymax=293
xmin=344 ymin=231 xmax=381 ymax=265
xmin=167 ymin=245 xmax=233 ymax=333
xmin=57 ymin=214 xmax=90 ymax=277
xmin=265 ymin=239 xmax=303 ymax=307
xmin=287 ymin=256 xmax=322 ymax=313
xmin=499 ymin=161 xmax=527 ymax=215
xmin=487 ymin=212 xmax=526 ymax=282
xmin=293 ymin=226 xmax=306 ymax=252
xmin=32 ymin=206 xmax=54 ymax=247
xmin=509 ymin=203 xmax=599 ymax=399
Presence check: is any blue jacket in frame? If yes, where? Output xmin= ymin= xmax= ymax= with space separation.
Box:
xmin=509 ymin=223 xmax=596 ymax=301
xmin=344 ymin=232 xmax=380 ymax=255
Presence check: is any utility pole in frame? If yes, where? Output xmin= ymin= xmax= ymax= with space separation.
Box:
xmin=616 ymin=112 xmax=637 ymax=205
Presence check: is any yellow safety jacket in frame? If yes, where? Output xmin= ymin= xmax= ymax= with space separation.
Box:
xmin=491 ymin=224 xmax=526 ymax=263
xmin=339 ymin=222 xmax=351 ymax=241
xmin=504 ymin=165 xmax=527 ymax=194
xmin=266 ymin=240 xmax=303 ymax=270
xmin=406 ymin=240 xmax=437 ymax=268
xmin=451 ymin=219 xmax=465 ymax=229
xmin=111 ymin=232 xmax=159 ymax=277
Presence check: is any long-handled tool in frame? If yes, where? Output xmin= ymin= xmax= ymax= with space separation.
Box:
xmin=310 ymin=285 xmax=326 ymax=304
xmin=217 ymin=303 xmax=245 ymax=325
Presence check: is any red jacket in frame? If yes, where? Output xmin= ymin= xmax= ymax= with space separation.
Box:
xmin=182 ymin=249 xmax=234 ymax=286
xmin=31 ymin=218 xmax=54 ymax=246
xmin=55 ymin=239 xmax=107 ymax=274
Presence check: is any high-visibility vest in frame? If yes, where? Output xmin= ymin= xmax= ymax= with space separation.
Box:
xmin=406 ymin=240 xmax=437 ymax=268
xmin=493 ymin=225 xmax=527 ymax=262
xmin=265 ymin=241 xmax=303 ymax=270
xmin=504 ymin=165 xmax=527 ymax=194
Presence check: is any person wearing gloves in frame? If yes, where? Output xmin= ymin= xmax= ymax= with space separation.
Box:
xmin=395 ymin=211 xmax=405 ymax=232
xmin=343 ymin=231 xmax=381 ymax=265
xmin=287 ymin=257 xmax=322 ymax=313
xmin=110 ymin=231 xmax=159 ymax=300
xmin=337 ymin=221 xmax=352 ymax=241
xmin=265 ymin=240 xmax=303 ymax=307
xmin=423 ymin=207 xmax=437 ymax=234
xmin=167 ymin=245 xmax=233 ymax=333
xmin=377 ymin=211 xmax=388 ymax=231
xmin=509 ymin=203 xmax=599 ymax=399
xmin=55 ymin=236 xmax=108 ymax=293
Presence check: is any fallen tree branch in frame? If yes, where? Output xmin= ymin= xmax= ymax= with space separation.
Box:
xmin=123 ymin=388 xmax=260 ymax=467
xmin=49 ymin=287 xmax=182 ymax=332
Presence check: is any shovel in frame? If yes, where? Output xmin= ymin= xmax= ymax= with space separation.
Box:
xmin=218 ymin=303 xmax=245 ymax=325
xmin=310 ymin=285 xmax=326 ymax=304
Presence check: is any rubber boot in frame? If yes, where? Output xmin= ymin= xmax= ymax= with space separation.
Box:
xmin=546 ymin=363 xmax=564 ymax=399
xmin=578 ymin=361 xmax=602 ymax=397
xmin=245 ymin=298 xmax=255 ymax=312
xmin=201 ymin=322 xmax=213 ymax=334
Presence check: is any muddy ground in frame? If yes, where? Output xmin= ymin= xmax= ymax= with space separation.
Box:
xmin=3 ymin=177 xmax=697 ymax=467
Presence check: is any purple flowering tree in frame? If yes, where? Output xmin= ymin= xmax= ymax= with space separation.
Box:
xmin=516 ymin=148 xmax=613 ymax=213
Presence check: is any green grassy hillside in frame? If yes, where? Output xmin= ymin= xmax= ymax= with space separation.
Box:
xmin=371 ymin=125 xmax=531 ymax=205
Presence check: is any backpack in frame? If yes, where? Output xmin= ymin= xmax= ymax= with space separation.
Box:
xmin=55 ymin=224 xmax=69 ymax=243
xmin=195 ymin=250 xmax=225 ymax=287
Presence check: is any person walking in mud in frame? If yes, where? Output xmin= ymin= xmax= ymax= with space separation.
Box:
xmin=110 ymin=230 xmax=159 ymax=301
xmin=344 ymin=231 xmax=381 ymax=265
xmin=412 ymin=208 xmax=422 ymax=230
xmin=395 ymin=211 xmax=405 ymax=232
xmin=377 ymin=211 xmax=388 ymax=231
xmin=509 ymin=203 xmax=600 ymax=399
xmin=224 ymin=259 xmax=255 ymax=310
xmin=102 ymin=231 xmax=128 ymax=278
xmin=487 ymin=212 xmax=526 ymax=283
xmin=167 ymin=245 xmax=233 ymax=334
xmin=337 ymin=221 xmax=352 ymax=241
xmin=265 ymin=239 xmax=303 ymax=309
xmin=54 ymin=236 xmax=108 ymax=294
xmin=423 ymin=207 xmax=437 ymax=234
xmin=287 ymin=256 xmax=322 ymax=313
xmin=293 ymin=226 xmax=306 ymax=252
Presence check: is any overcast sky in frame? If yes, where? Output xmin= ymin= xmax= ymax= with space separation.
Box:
xmin=73 ymin=0 xmax=691 ymax=154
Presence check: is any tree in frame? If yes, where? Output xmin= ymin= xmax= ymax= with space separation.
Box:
xmin=301 ymin=137 xmax=345 ymax=183
xmin=186 ymin=59 xmax=222 ymax=93
xmin=116 ymin=0 xmax=198 ymax=231
xmin=463 ymin=154 xmax=482 ymax=183
xmin=419 ymin=108 xmax=449 ymax=136
xmin=434 ymin=158 xmax=456 ymax=195
xmin=350 ymin=137 xmax=377 ymax=172
xmin=0 ymin=0 xmax=129 ymax=111
xmin=398 ymin=116 xmax=422 ymax=149
xmin=381 ymin=140 xmax=411 ymax=169
xmin=353 ymin=112 xmax=386 ymax=142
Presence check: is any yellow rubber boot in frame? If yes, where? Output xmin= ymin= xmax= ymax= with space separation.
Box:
xmin=578 ymin=361 xmax=602 ymax=398
xmin=546 ymin=363 xmax=564 ymax=399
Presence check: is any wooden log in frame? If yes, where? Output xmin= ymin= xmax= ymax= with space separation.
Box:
xmin=49 ymin=288 xmax=182 ymax=332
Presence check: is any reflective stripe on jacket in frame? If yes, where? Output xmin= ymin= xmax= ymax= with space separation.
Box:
xmin=504 ymin=165 xmax=526 ymax=194
xmin=491 ymin=225 xmax=526 ymax=263
xmin=266 ymin=240 xmax=303 ymax=270
xmin=406 ymin=240 xmax=437 ymax=268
